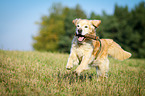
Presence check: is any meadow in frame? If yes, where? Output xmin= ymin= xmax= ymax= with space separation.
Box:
xmin=0 ymin=50 xmax=144 ymax=96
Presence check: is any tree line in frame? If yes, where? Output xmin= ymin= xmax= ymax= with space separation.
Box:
xmin=33 ymin=2 xmax=145 ymax=58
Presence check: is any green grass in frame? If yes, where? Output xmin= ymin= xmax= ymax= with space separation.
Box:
xmin=0 ymin=50 xmax=144 ymax=96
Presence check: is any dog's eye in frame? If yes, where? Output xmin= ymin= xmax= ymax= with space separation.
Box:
xmin=85 ymin=26 xmax=88 ymax=28
xmin=77 ymin=25 xmax=80 ymax=27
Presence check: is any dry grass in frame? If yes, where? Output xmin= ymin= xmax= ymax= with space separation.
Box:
xmin=0 ymin=50 xmax=144 ymax=96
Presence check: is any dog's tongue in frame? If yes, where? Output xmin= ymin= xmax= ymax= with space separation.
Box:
xmin=78 ymin=37 xmax=84 ymax=42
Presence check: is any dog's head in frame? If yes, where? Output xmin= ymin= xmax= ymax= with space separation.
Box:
xmin=73 ymin=19 xmax=101 ymax=43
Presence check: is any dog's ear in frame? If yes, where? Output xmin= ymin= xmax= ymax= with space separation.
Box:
xmin=72 ymin=18 xmax=81 ymax=26
xmin=91 ymin=20 xmax=101 ymax=28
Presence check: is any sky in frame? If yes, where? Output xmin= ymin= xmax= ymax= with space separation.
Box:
xmin=0 ymin=0 xmax=144 ymax=51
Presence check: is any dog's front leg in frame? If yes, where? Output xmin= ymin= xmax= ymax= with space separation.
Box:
xmin=74 ymin=54 xmax=92 ymax=75
xmin=66 ymin=49 xmax=79 ymax=70
xmin=74 ymin=56 xmax=90 ymax=75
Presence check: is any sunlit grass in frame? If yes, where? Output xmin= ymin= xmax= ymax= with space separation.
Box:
xmin=0 ymin=50 xmax=144 ymax=95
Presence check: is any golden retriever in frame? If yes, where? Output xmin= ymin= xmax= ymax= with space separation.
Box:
xmin=66 ymin=19 xmax=131 ymax=80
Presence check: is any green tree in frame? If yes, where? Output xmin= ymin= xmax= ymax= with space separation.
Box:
xmin=113 ymin=2 xmax=145 ymax=58
xmin=33 ymin=3 xmax=65 ymax=52
xmin=129 ymin=2 xmax=145 ymax=58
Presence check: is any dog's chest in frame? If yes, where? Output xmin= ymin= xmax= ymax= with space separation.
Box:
xmin=73 ymin=43 xmax=94 ymax=58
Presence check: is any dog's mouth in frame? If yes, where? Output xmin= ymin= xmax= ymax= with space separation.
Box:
xmin=75 ymin=34 xmax=86 ymax=42
xmin=78 ymin=36 xmax=85 ymax=42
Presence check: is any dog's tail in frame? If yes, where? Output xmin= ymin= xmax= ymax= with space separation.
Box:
xmin=107 ymin=39 xmax=131 ymax=60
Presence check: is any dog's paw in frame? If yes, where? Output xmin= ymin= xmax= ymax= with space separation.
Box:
xmin=73 ymin=70 xmax=81 ymax=76
xmin=66 ymin=65 xmax=73 ymax=70
xmin=66 ymin=67 xmax=72 ymax=70
xmin=72 ymin=71 xmax=77 ymax=75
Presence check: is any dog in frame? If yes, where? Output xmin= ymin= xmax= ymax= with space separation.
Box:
xmin=66 ymin=19 xmax=131 ymax=79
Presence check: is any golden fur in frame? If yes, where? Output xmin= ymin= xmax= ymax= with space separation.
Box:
xmin=66 ymin=19 xmax=131 ymax=79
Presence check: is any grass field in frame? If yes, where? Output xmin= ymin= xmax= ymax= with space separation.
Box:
xmin=0 ymin=50 xmax=144 ymax=96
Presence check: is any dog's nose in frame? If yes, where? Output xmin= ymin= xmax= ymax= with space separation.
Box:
xmin=78 ymin=29 xmax=82 ymax=34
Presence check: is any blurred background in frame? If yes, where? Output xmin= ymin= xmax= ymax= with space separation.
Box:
xmin=0 ymin=0 xmax=144 ymax=58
